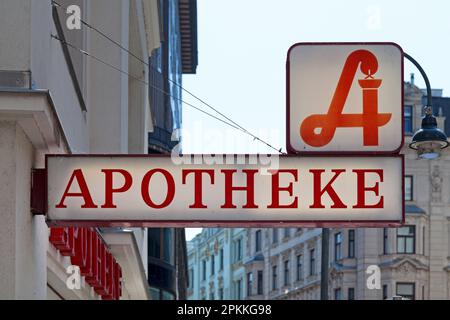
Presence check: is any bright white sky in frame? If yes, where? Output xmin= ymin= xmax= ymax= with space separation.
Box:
xmin=182 ymin=0 xmax=450 ymax=241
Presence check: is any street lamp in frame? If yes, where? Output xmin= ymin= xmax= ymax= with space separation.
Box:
xmin=320 ymin=52 xmax=449 ymax=301
xmin=405 ymin=53 xmax=449 ymax=158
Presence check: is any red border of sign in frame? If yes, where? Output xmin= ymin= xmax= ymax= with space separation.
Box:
xmin=286 ymin=42 xmax=405 ymax=155
xmin=44 ymin=153 xmax=405 ymax=228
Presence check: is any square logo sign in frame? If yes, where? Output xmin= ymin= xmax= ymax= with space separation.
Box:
xmin=287 ymin=42 xmax=404 ymax=154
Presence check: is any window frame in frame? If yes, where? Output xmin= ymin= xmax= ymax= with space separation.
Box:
xmin=309 ymin=249 xmax=316 ymax=276
xmin=296 ymin=254 xmax=302 ymax=281
xmin=247 ymin=272 xmax=253 ymax=297
xmin=334 ymin=232 xmax=343 ymax=261
xmin=272 ymin=265 xmax=278 ymax=290
xmin=334 ymin=288 xmax=342 ymax=300
xmin=219 ymin=248 xmax=224 ymax=271
xmin=404 ymin=105 xmax=413 ymax=135
xmin=211 ymin=254 xmax=215 ymax=276
xmin=202 ymin=259 xmax=206 ymax=281
xmin=383 ymin=228 xmax=389 ymax=255
xmin=283 ymin=260 xmax=290 ymax=286
xmin=255 ymin=230 xmax=262 ymax=253
xmin=397 ymin=225 xmax=416 ymax=254
xmin=396 ymin=282 xmax=415 ymax=300
xmin=348 ymin=287 xmax=355 ymax=300
xmin=404 ymin=175 xmax=413 ymax=201
xmin=382 ymin=284 xmax=388 ymax=300
xmin=272 ymin=228 xmax=278 ymax=244
xmin=348 ymin=230 xmax=355 ymax=258
xmin=257 ymin=270 xmax=264 ymax=295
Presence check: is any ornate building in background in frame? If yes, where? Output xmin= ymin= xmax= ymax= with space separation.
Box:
xmin=244 ymin=78 xmax=450 ymax=300
xmin=187 ymin=228 xmax=247 ymax=300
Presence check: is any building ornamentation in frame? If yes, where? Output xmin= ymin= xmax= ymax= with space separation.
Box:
xmin=431 ymin=165 xmax=442 ymax=202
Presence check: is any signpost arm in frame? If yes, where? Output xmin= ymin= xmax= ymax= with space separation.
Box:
xmin=403 ymin=52 xmax=432 ymax=108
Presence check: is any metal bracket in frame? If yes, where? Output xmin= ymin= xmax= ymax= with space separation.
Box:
xmin=31 ymin=168 xmax=47 ymax=215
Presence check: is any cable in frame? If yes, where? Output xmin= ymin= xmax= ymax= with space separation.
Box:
xmin=51 ymin=35 xmax=252 ymax=138
xmin=51 ymin=1 xmax=284 ymax=153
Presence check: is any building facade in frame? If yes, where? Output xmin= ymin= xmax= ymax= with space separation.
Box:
xmin=245 ymin=228 xmax=322 ymax=300
xmin=0 ymin=0 xmax=164 ymax=299
xmin=147 ymin=0 xmax=198 ymax=300
xmin=187 ymin=228 xmax=247 ymax=300
xmin=244 ymin=79 xmax=450 ymax=300
xmin=326 ymin=80 xmax=450 ymax=300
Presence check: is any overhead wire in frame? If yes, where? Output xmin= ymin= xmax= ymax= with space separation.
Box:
xmin=51 ymin=34 xmax=245 ymax=133
xmin=51 ymin=1 xmax=284 ymax=153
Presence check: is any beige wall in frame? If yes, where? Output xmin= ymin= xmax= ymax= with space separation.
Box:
xmin=0 ymin=0 xmax=156 ymax=299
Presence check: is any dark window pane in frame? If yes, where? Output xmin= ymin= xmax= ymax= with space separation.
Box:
xmin=404 ymin=105 xmax=413 ymax=134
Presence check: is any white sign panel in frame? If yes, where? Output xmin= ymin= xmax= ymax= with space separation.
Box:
xmin=287 ymin=42 xmax=403 ymax=154
xmin=46 ymin=155 xmax=404 ymax=227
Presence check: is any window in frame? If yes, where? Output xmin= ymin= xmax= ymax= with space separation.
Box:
xmin=405 ymin=176 xmax=413 ymax=201
xmin=382 ymin=284 xmax=388 ymax=300
xmin=348 ymin=288 xmax=355 ymax=300
xmin=309 ymin=249 xmax=316 ymax=276
xmin=202 ymin=260 xmax=206 ymax=281
xmin=234 ymin=239 xmax=242 ymax=262
xmin=383 ymin=228 xmax=389 ymax=254
xmin=247 ymin=272 xmax=253 ymax=297
xmin=272 ymin=265 xmax=278 ymax=290
xmin=148 ymin=228 xmax=174 ymax=264
xmin=422 ymin=226 xmax=426 ymax=255
xmin=188 ymin=269 xmax=194 ymax=289
xmin=397 ymin=226 xmax=416 ymax=254
xmin=396 ymin=282 xmax=415 ymax=300
xmin=257 ymin=271 xmax=263 ymax=295
xmin=218 ymin=288 xmax=224 ymax=300
xmin=219 ymin=248 xmax=224 ymax=271
xmin=296 ymin=254 xmax=303 ymax=281
xmin=334 ymin=233 xmax=342 ymax=261
xmin=211 ymin=254 xmax=215 ymax=275
xmin=255 ymin=230 xmax=262 ymax=253
xmin=348 ymin=230 xmax=355 ymax=258
xmin=272 ymin=229 xmax=278 ymax=244
xmin=334 ymin=288 xmax=342 ymax=300
xmin=210 ymin=292 xmax=215 ymax=300
xmin=284 ymin=228 xmax=290 ymax=239
xmin=236 ymin=279 xmax=242 ymax=300
xmin=284 ymin=260 xmax=290 ymax=286
xmin=404 ymin=105 xmax=413 ymax=134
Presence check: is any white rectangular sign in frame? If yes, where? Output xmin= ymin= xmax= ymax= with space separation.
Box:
xmin=46 ymin=155 xmax=404 ymax=227
xmin=287 ymin=42 xmax=403 ymax=154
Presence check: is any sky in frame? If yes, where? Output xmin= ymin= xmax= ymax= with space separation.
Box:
xmin=182 ymin=0 xmax=450 ymax=241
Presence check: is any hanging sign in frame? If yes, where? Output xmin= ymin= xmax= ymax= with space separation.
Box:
xmin=287 ymin=42 xmax=404 ymax=154
xmin=45 ymin=154 xmax=404 ymax=227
